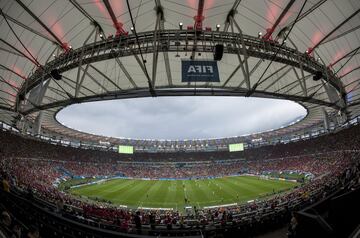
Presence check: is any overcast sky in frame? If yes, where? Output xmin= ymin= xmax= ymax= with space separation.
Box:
xmin=56 ymin=97 xmax=307 ymax=140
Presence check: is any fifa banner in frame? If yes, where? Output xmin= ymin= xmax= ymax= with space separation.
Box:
xmin=182 ymin=60 xmax=220 ymax=82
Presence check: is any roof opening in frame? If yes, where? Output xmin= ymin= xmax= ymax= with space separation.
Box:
xmin=56 ymin=96 xmax=307 ymax=140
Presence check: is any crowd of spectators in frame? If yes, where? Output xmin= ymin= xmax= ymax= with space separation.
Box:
xmin=2 ymin=152 xmax=358 ymax=237
xmin=0 ymin=151 xmax=352 ymax=182
xmin=1 ymin=122 xmax=360 ymax=164
xmin=1 ymin=123 xmax=360 ymax=237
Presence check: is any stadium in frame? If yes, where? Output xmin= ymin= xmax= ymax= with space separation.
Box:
xmin=0 ymin=0 xmax=360 ymax=237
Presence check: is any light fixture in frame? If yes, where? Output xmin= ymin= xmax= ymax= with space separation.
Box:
xmin=216 ymin=24 xmax=220 ymax=31
xmin=258 ymin=31 xmax=262 ymax=37
xmin=130 ymin=26 xmax=134 ymax=32
xmin=179 ymin=22 xmax=183 ymax=30
xmin=99 ymin=33 xmax=104 ymax=38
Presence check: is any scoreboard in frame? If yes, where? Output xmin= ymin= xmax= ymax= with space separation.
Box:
xmin=118 ymin=145 xmax=134 ymax=154
xmin=228 ymin=143 xmax=244 ymax=152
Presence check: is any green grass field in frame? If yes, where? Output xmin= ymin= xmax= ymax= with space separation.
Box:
xmin=69 ymin=176 xmax=298 ymax=210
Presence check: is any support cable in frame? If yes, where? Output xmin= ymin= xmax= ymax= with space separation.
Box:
xmin=0 ymin=8 xmax=41 ymax=67
xmin=246 ymin=0 xmax=308 ymax=97
xmin=125 ymin=0 xmax=155 ymax=96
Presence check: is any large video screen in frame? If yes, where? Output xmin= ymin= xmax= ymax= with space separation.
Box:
xmin=118 ymin=145 xmax=134 ymax=154
xmin=229 ymin=143 xmax=244 ymax=152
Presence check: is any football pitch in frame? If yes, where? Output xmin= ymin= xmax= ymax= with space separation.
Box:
xmin=69 ymin=176 xmax=298 ymax=210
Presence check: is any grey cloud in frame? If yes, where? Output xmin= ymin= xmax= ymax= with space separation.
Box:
xmin=56 ymin=97 xmax=307 ymax=140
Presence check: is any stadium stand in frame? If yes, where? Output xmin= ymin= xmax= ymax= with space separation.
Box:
xmin=1 ymin=124 xmax=360 ymax=237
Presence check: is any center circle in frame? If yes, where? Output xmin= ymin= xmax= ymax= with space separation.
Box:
xmin=56 ymin=96 xmax=307 ymax=140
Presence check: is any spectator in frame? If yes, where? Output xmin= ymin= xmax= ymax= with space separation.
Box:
xmin=2 ymin=176 xmax=10 ymax=193
xmin=287 ymin=212 xmax=298 ymax=238
xmin=0 ymin=211 xmax=12 ymax=236
xmin=134 ymin=211 xmax=142 ymax=232
xmin=26 ymin=226 xmax=40 ymax=238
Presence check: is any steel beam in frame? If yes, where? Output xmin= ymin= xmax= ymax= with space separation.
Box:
xmin=160 ymin=22 xmax=173 ymax=86
xmin=334 ymin=49 xmax=360 ymax=76
xmin=89 ymin=64 xmax=122 ymax=91
xmin=221 ymin=22 xmax=248 ymax=88
xmin=281 ymin=0 xmax=327 ymax=35
xmin=63 ymin=75 xmax=96 ymax=95
xmin=292 ymin=67 xmax=307 ymax=96
xmin=308 ymin=9 xmax=360 ymax=54
xmin=257 ymin=65 xmax=289 ymax=87
xmin=329 ymin=46 xmax=360 ymax=68
xmin=42 ymin=95 xmax=60 ymax=103
xmin=0 ymin=98 xmax=13 ymax=108
xmin=189 ymin=0 xmax=206 ymax=61
xmin=125 ymin=0 xmax=154 ymax=96
xmin=340 ymin=66 xmax=360 ymax=79
xmin=102 ymin=0 xmax=127 ymax=35
xmin=60 ymin=78 xmax=86 ymax=97
xmin=262 ymin=0 xmax=296 ymax=40
xmin=224 ymin=0 xmax=242 ymax=32
xmin=0 ymin=39 xmax=39 ymax=67
xmin=154 ymin=1 xmax=172 ymax=86
xmin=133 ymin=53 xmax=152 ymax=86
xmin=22 ymin=30 xmax=343 ymax=89
xmin=0 ymin=10 xmax=58 ymax=45
xmin=14 ymin=0 xmax=66 ymax=49
xmin=263 ymin=67 xmax=292 ymax=91
xmin=194 ymin=0 xmax=205 ymax=30
xmin=0 ymin=89 xmax=16 ymax=98
xmin=17 ymin=30 xmax=345 ymax=110
xmin=21 ymin=87 xmax=342 ymax=115
xmin=278 ymin=74 xmax=312 ymax=94
xmin=75 ymin=27 xmax=98 ymax=97
xmin=80 ymin=67 xmax=110 ymax=93
xmin=231 ymin=17 xmax=250 ymax=89
xmin=76 ymin=63 xmax=90 ymax=97
xmin=0 ymin=102 xmax=12 ymax=109
xmin=287 ymin=37 xmax=307 ymax=96
xmin=47 ymin=87 xmax=68 ymax=99
xmin=0 ymin=76 xmax=19 ymax=92
xmin=0 ymin=64 xmax=26 ymax=81
xmin=114 ymin=57 xmax=137 ymax=88
xmin=33 ymin=111 xmax=43 ymax=135
xmin=152 ymin=5 xmax=162 ymax=87
xmin=344 ymin=78 xmax=360 ymax=88
xmin=347 ymin=83 xmax=360 ymax=95
xmin=238 ymin=60 xmax=264 ymax=88
xmin=69 ymin=0 xmax=105 ymax=36
xmin=0 ymin=47 xmax=27 ymax=58
xmin=51 ymin=79 xmax=73 ymax=99
xmin=322 ymin=24 xmax=360 ymax=45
